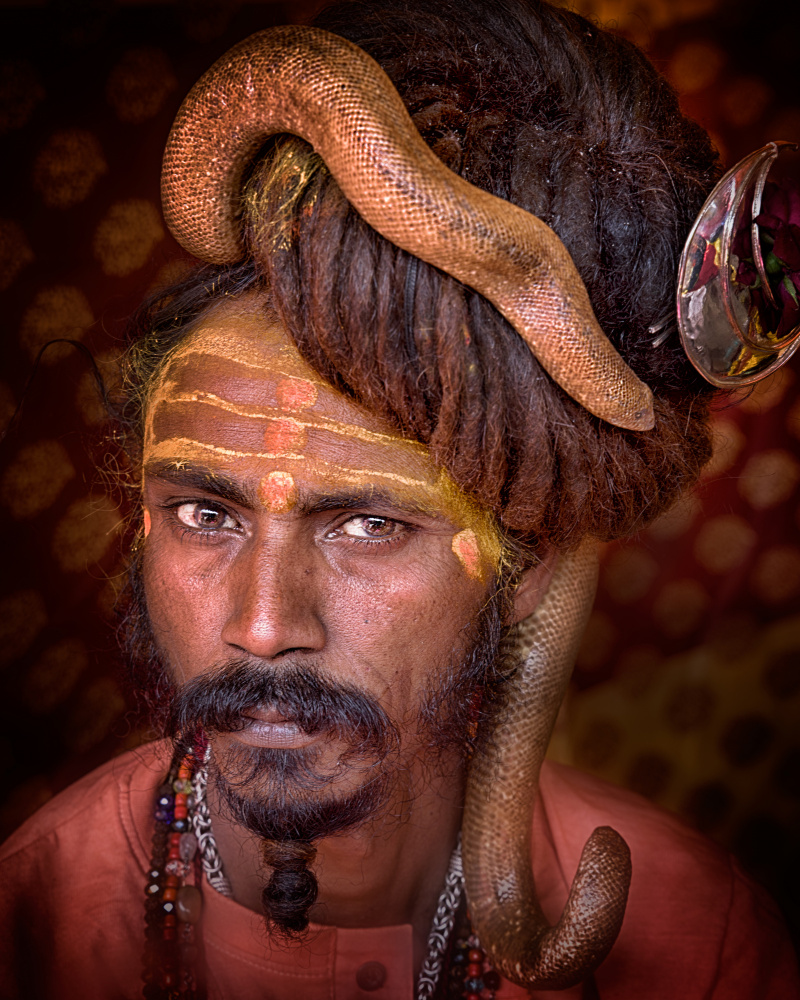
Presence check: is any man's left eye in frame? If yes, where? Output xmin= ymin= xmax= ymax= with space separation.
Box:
xmin=338 ymin=516 xmax=403 ymax=540
xmin=175 ymin=502 xmax=239 ymax=531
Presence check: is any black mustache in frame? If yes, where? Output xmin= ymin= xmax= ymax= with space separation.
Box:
xmin=167 ymin=660 xmax=397 ymax=756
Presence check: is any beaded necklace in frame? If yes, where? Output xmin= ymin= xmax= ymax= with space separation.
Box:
xmin=142 ymin=750 xmax=499 ymax=1000
xmin=142 ymin=754 xmax=205 ymax=999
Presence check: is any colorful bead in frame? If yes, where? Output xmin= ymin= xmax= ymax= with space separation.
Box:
xmin=176 ymin=885 xmax=203 ymax=924
xmin=165 ymin=859 xmax=189 ymax=878
xmin=483 ymin=969 xmax=501 ymax=990
xmin=179 ymin=833 xmax=198 ymax=862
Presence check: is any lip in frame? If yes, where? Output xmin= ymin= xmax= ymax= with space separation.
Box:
xmin=234 ymin=707 xmax=319 ymax=749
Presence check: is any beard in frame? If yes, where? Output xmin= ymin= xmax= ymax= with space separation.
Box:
xmin=119 ymin=548 xmax=507 ymax=933
xmin=168 ymin=659 xmax=400 ymax=842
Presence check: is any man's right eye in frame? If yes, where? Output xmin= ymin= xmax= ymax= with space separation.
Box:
xmin=174 ymin=502 xmax=239 ymax=532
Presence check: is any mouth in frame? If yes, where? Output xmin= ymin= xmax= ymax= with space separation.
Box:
xmin=233 ymin=706 xmax=321 ymax=750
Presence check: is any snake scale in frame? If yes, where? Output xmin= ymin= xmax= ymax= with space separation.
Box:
xmin=162 ymin=25 xmax=653 ymax=433
xmin=161 ymin=25 xmax=634 ymax=990
xmin=463 ymin=543 xmax=631 ymax=989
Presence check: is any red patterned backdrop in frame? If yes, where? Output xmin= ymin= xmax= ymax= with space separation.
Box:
xmin=1 ymin=0 xmax=799 ymax=952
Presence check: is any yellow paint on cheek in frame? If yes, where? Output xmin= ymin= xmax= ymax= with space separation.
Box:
xmin=277 ymin=377 xmax=317 ymax=411
xmin=436 ymin=471 xmax=504 ymax=578
xmin=260 ymin=471 xmax=297 ymax=513
xmin=263 ymin=417 xmax=307 ymax=455
xmin=451 ymin=529 xmax=484 ymax=581
xmin=143 ymin=508 xmax=151 ymax=538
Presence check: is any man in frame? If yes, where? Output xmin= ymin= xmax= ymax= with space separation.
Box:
xmin=1 ymin=0 xmax=798 ymax=998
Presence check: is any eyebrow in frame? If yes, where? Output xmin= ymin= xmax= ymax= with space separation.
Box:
xmin=144 ymin=462 xmax=256 ymax=508
xmin=144 ymin=463 xmax=443 ymax=519
xmin=298 ymin=488 xmax=440 ymax=519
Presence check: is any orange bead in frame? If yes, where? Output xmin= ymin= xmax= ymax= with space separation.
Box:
xmin=176 ymin=885 xmax=203 ymax=924
xmin=162 ymin=888 xmax=177 ymax=902
xmin=166 ymin=875 xmax=179 ymax=888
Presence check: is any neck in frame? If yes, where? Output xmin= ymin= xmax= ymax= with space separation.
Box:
xmin=206 ymin=752 xmax=466 ymax=974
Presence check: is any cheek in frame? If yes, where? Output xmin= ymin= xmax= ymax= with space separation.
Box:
xmin=141 ymin=543 xmax=226 ymax=680
xmin=326 ymin=560 xmax=487 ymax=694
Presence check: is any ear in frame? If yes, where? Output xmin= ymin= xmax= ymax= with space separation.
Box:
xmin=510 ymin=549 xmax=557 ymax=625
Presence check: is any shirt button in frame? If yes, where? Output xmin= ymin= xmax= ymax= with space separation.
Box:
xmin=355 ymin=961 xmax=387 ymax=991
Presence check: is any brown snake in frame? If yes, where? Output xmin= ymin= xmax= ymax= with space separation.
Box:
xmin=463 ymin=543 xmax=631 ymax=989
xmin=161 ymin=25 xmax=634 ymax=990
xmin=162 ymin=25 xmax=654 ymax=432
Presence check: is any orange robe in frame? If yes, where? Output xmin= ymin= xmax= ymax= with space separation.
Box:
xmin=0 ymin=742 xmax=797 ymax=999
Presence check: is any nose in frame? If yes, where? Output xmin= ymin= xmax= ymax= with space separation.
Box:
xmin=220 ymin=532 xmax=326 ymax=659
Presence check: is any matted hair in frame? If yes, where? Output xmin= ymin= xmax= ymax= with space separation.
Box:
xmin=118 ymin=0 xmax=721 ymax=559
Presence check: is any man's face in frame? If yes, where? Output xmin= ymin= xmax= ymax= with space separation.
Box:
xmin=139 ymin=296 xmax=505 ymax=834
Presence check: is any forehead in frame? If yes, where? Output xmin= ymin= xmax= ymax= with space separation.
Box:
xmin=143 ymin=297 xmax=442 ymax=502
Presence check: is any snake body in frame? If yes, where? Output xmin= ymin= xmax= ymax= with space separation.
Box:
xmin=161 ymin=25 xmax=634 ymax=990
xmin=162 ymin=26 xmax=653 ymax=432
xmin=463 ymin=544 xmax=631 ymax=989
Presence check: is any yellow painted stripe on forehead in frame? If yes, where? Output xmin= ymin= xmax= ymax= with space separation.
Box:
xmin=145 ymin=437 xmax=431 ymax=490
xmin=156 ymin=389 xmax=427 ymax=452
xmin=167 ymin=331 xmax=329 ymax=385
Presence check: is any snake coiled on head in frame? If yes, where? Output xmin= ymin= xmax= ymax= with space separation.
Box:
xmin=161 ymin=24 xmax=634 ymax=990
xmin=162 ymin=25 xmax=653 ymax=433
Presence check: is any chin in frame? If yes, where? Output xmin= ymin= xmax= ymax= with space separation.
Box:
xmin=211 ymin=746 xmax=394 ymax=843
